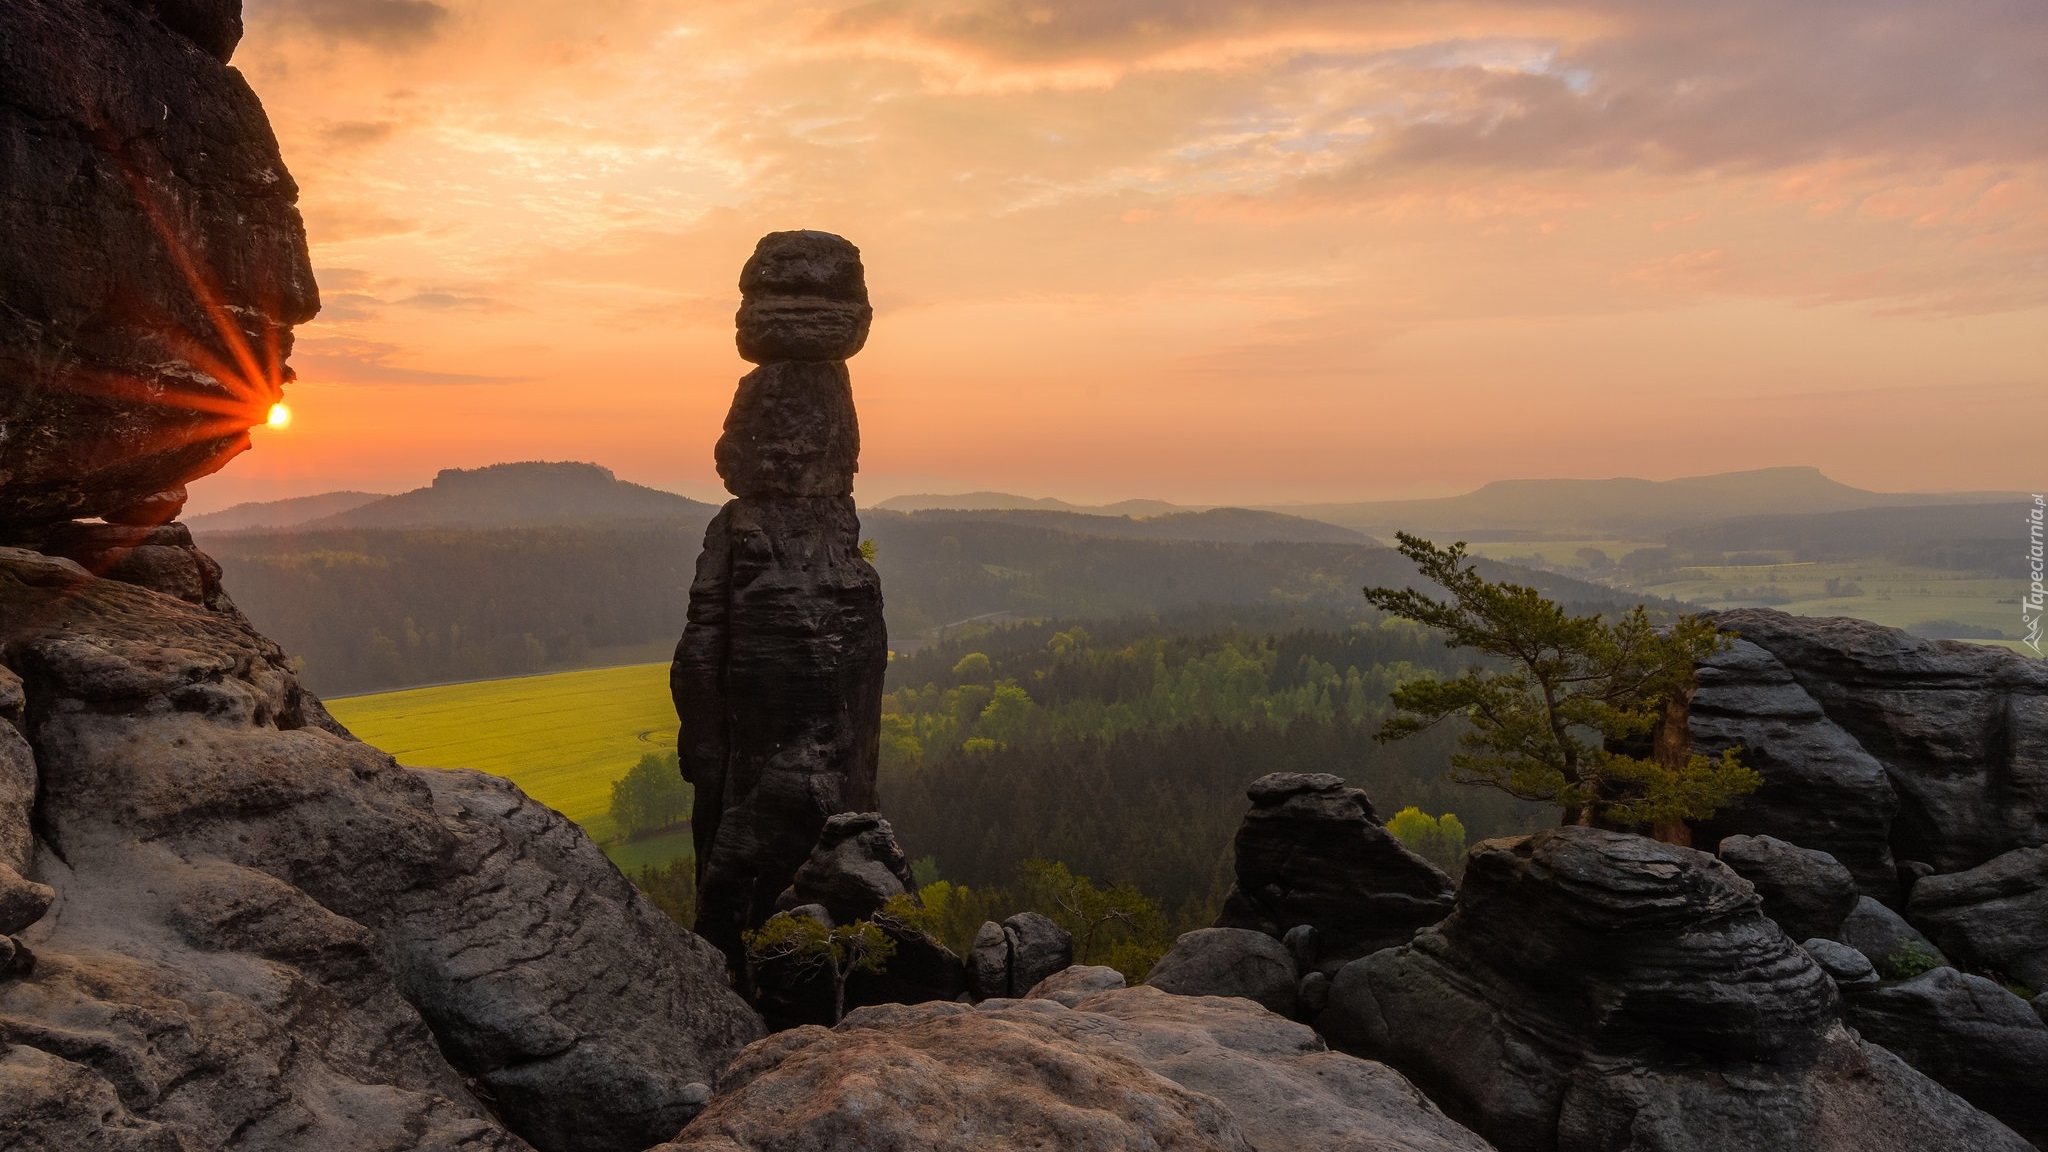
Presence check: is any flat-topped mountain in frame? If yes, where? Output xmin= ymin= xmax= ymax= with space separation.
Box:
xmin=196 ymin=462 xmax=718 ymax=533
xmin=1265 ymin=467 xmax=2024 ymax=538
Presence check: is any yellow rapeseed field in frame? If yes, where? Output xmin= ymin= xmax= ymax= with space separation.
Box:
xmin=326 ymin=662 xmax=688 ymax=869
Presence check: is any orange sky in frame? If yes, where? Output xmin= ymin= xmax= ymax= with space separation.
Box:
xmin=201 ymin=0 xmax=2048 ymax=511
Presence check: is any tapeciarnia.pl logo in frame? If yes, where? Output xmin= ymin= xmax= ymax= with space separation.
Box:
xmin=2025 ymin=494 xmax=2045 ymax=657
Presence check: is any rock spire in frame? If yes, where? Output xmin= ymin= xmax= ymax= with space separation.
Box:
xmin=673 ymin=230 xmax=889 ymax=970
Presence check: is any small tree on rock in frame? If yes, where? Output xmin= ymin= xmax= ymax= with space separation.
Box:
xmin=742 ymin=912 xmax=896 ymax=1025
xmin=1365 ymin=533 xmax=1759 ymax=835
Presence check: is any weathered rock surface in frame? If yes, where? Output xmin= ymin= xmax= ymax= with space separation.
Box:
xmin=754 ymin=812 xmax=965 ymax=1027
xmin=1839 ymin=894 xmax=1948 ymax=974
xmin=1146 ymin=927 xmax=1299 ymax=1017
xmin=0 ymin=547 xmax=764 ymax=1152
xmin=1907 ymin=845 xmax=2048 ymax=990
xmin=1802 ymin=937 xmax=1880 ymax=988
xmin=967 ymin=910 xmax=1075 ymax=1001
xmin=1689 ymin=638 xmax=1900 ymax=894
xmin=677 ymin=231 xmax=887 ymax=970
xmin=733 ymin=231 xmax=872 ymax=364
xmin=775 ymin=811 xmax=917 ymax=924
xmin=1320 ymin=827 xmax=2029 ymax=1152
xmin=1844 ymin=967 xmax=2048 ymax=1146
xmin=1215 ymin=772 xmax=1455 ymax=971
xmin=658 ymin=984 xmax=1496 ymax=1152
xmin=1025 ymin=963 xmax=1126 ymax=1006
xmin=1718 ymin=833 xmax=1860 ymax=943
xmin=1717 ymin=609 xmax=2048 ymax=874
xmin=0 ymin=0 xmax=317 ymax=531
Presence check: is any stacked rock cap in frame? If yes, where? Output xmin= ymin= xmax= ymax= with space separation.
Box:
xmin=735 ymin=231 xmax=872 ymax=364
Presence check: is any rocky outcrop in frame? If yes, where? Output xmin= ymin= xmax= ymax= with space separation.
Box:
xmin=674 ymin=231 xmax=888 ymax=970
xmin=1716 ymin=609 xmax=2048 ymax=874
xmin=0 ymin=548 xmax=763 ymax=1152
xmin=1319 ymin=827 xmax=2029 ymax=1152
xmin=967 ymin=911 xmax=1074 ymax=1001
xmin=1839 ymin=894 xmax=1948 ymax=974
xmin=0 ymin=0 xmax=317 ymax=531
xmin=1718 ymin=833 xmax=1859 ymax=943
xmin=774 ymin=811 xmax=916 ymax=924
xmin=1843 ymin=967 xmax=2048 ymax=1146
xmin=752 ymin=812 xmax=965 ymax=1026
xmin=1145 ymin=927 xmax=1299 ymax=1017
xmin=1906 ymin=845 xmax=2048 ymax=989
xmin=657 ymin=983 xmax=1496 ymax=1152
xmin=1688 ymin=638 xmax=1900 ymax=894
xmin=1215 ymin=772 xmax=1455 ymax=971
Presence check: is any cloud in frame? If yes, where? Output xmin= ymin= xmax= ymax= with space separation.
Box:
xmin=318 ymin=119 xmax=400 ymax=148
xmin=251 ymin=0 xmax=449 ymax=49
xmin=290 ymin=335 xmax=520 ymax=385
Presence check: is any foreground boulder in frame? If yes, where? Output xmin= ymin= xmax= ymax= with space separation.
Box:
xmin=675 ymin=231 xmax=888 ymax=970
xmin=1716 ymin=609 xmax=2048 ymax=874
xmin=1906 ymin=845 xmax=2048 ymax=990
xmin=658 ymin=982 xmax=1495 ymax=1152
xmin=1320 ymin=827 xmax=2029 ymax=1152
xmin=1843 ymin=967 xmax=2048 ymax=1146
xmin=0 ymin=548 xmax=763 ymax=1152
xmin=1145 ymin=927 xmax=1299 ymax=1017
xmin=0 ymin=0 xmax=319 ymax=531
xmin=1215 ymin=772 xmax=1454 ymax=971
xmin=1718 ymin=833 xmax=1859 ymax=943
xmin=967 ymin=910 xmax=1074 ymax=1001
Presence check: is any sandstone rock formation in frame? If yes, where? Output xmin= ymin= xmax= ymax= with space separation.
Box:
xmin=753 ymin=811 xmax=965 ymax=1026
xmin=674 ymin=231 xmax=888 ymax=970
xmin=1714 ymin=609 xmax=2048 ymax=875
xmin=1 ymin=0 xmax=317 ymax=531
xmin=1145 ymin=927 xmax=1299 ymax=1017
xmin=1839 ymin=894 xmax=1948 ymax=973
xmin=967 ymin=910 xmax=1074 ymax=1001
xmin=1906 ymin=845 xmax=2048 ymax=990
xmin=1688 ymin=638 xmax=1900 ymax=894
xmin=657 ymin=983 xmax=1496 ymax=1152
xmin=1319 ymin=827 xmax=2030 ymax=1152
xmin=0 ymin=546 xmax=765 ymax=1152
xmin=1214 ymin=772 xmax=1455 ymax=971
xmin=1718 ymin=833 xmax=1860 ymax=943
xmin=1843 ymin=966 xmax=2048 ymax=1146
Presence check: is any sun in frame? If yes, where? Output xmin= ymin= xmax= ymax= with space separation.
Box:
xmin=266 ymin=402 xmax=292 ymax=429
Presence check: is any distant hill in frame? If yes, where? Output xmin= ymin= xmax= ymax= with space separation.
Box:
xmin=873 ymin=506 xmax=1365 ymax=545
xmin=1266 ymin=467 xmax=2024 ymax=539
xmin=218 ymin=462 xmax=722 ymax=532
xmin=873 ymin=491 xmax=1191 ymax=517
xmin=186 ymin=491 xmax=390 ymax=532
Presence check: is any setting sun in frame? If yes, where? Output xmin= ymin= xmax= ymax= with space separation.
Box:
xmin=266 ymin=402 xmax=291 ymax=429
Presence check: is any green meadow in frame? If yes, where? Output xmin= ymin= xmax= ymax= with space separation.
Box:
xmin=1462 ymin=540 xmax=2032 ymax=653
xmin=325 ymin=662 xmax=692 ymax=870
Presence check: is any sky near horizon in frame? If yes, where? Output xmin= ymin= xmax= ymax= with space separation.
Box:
xmin=201 ymin=0 xmax=2048 ymax=512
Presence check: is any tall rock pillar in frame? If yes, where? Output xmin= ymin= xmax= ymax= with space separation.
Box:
xmin=673 ymin=231 xmax=889 ymax=969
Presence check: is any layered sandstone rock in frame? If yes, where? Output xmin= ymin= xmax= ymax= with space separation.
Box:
xmin=1688 ymin=638 xmax=1900 ymax=894
xmin=0 ymin=0 xmax=317 ymax=531
xmin=1907 ymin=845 xmax=2048 ymax=990
xmin=1714 ymin=609 xmax=2048 ymax=874
xmin=1214 ymin=772 xmax=1455 ymax=971
xmin=658 ymin=983 xmax=1496 ymax=1152
xmin=674 ymin=231 xmax=888 ymax=969
xmin=1318 ymin=827 xmax=2030 ymax=1152
xmin=0 ymin=548 xmax=763 ymax=1152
